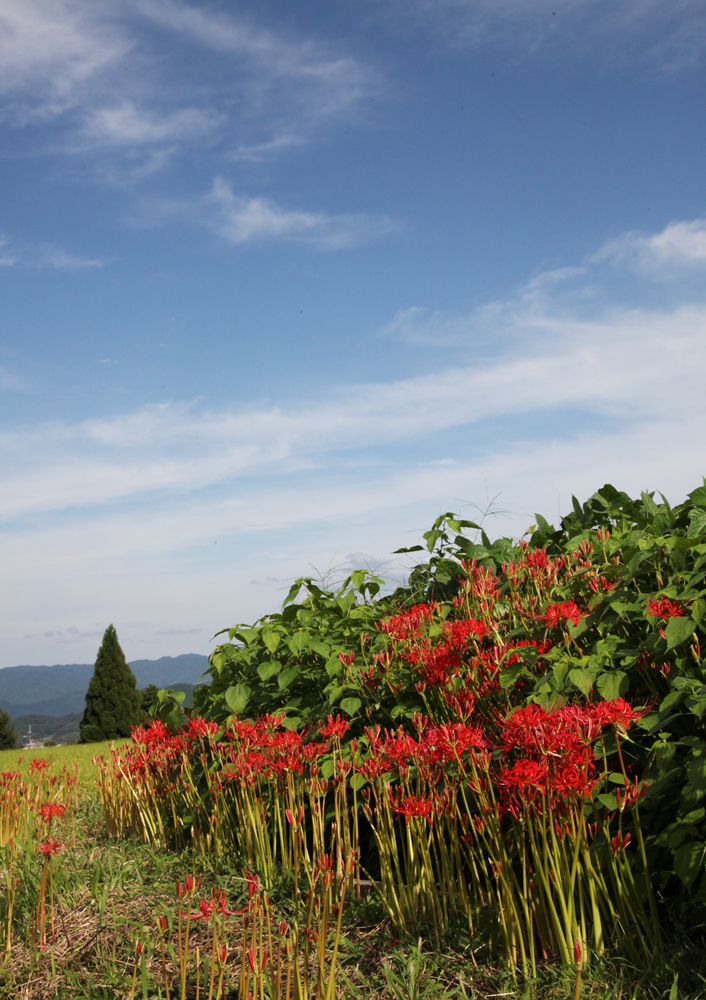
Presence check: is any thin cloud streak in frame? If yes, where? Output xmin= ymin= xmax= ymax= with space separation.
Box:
xmin=1 ymin=299 xmax=704 ymax=520
xmin=387 ymin=0 xmax=706 ymax=72
xmin=0 ymin=0 xmax=380 ymax=173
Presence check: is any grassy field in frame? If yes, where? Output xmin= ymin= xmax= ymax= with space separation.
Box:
xmin=0 ymin=744 xmax=704 ymax=998
xmin=0 ymin=739 xmax=127 ymax=789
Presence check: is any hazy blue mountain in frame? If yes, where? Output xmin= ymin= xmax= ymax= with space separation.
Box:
xmin=0 ymin=654 xmax=210 ymax=717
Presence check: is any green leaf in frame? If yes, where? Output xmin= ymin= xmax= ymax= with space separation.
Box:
xmin=277 ymin=666 xmax=299 ymax=691
xmin=287 ymin=631 xmax=308 ymax=656
xmin=224 ymin=683 xmax=251 ymax=716
xmin=674 ymin=842 xmax=706 ymax=887
xmin=261 ymin=626 xmax=280 ymax=654
xmin=339 ymin=697 xmax=362 ymax=717
xmin=596 ymin=670 xmax=629 ymax=700
xmin=596 ymin=792 xmax=618 ymax=811
xmin=665 ymin=616 xmax=696 ymax=649
xmin=257 ymin=660 xmax=281 ymax=682
xmin=568 ymin=668 xmax=594 ymax=697
xmin=688 ymin=486 xmax=706 ymax=507
xmin=500 ymin=662 xmax=528 ymax=690
xmin=687 ymin=510 xmax=706 ymax=538
xmin=686 ymin=757 xmax=706 ymax=791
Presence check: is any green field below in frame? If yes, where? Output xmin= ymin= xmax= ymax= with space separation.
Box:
xmin=0 ymin=738 xmax=128 ymax=789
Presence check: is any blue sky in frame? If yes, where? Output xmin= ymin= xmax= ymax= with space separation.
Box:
xmin=2 ymin=0 xmax=706 ymax=668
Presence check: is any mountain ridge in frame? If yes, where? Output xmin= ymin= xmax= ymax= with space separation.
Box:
xmin=0 ymin=654 xmax=210 ymax=717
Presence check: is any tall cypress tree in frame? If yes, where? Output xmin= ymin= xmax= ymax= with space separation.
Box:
xmin=80 ymin=625 xmax=143 ymax=743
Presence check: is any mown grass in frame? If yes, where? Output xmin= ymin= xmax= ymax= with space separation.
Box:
xmin=0 ymin=739 xmax=127 ymax=789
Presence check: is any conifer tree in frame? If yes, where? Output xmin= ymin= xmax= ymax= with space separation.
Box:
xmin=0 ymin=708 xmax=17 ymax=750
xmin=80 ymin=625 xmax=143 ymax=743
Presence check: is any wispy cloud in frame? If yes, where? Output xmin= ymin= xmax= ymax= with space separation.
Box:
xmin=1 ymin=278 xmax=704 ymax=519
xmin=0 ymin=368 xmax=31 ymax=393
xmin=384 ymin=0 xmax=706 ymax=73
xmin=4 ymin=215 xmax=706 ymax=665
xmin=593 ymin=219 xmax=706 ymax=273
xmin=0 ymin=233 xmax=106 ymax=270
xmin=203 ymin=177 xmax=397 ymax=248
xmin=0 ymin=0 xmax=380 ymax=175
xmin=80 ymin=99 xmax=222 ymax=148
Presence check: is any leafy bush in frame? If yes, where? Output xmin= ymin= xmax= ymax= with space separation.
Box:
xmin=188 ymin=483 xmax=706 ymax=922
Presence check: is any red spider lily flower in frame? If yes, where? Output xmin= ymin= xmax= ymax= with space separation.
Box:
xmin=246 ymin=871 xmax=258 ymax=898
xmin=319 ymin=714 xmax=349 ymax=740
xmin=338 ymin=650 xmax=355 ymax=666
xmin=189 ymin=898 xmax=215 ymax=922
xmin=135 ymin=942 xmax=143 ymax=957
xmin=187 ymin=717 xmax=219 ymax=740
xmin=590 ymin=698 xmax=647 ymax=731
xmin=443 ymin=618 xmax=489 ymax=645
xmin=574 ymin=939 xmax=582 ymax=967
xmin=247 ymin=945 xmax=257 ymax=972
xmin=646 ymin=597 xmax=687 ymax=619
xmin=611 ymin=831 xmax=631 ymax=852
xmin=278 ymin=919 xmax=288 ymax=937
xmin=38 ymin=837 xmax=64 ymax=856
xmin=37 ymin=802 xmax=65 ymax=823
xmin=377 ymin=603 xmax=435 ymax=640
xmin=590 ymin=576 xmax=616 ymax=594
xmin=30 ymin=758 xmax=50 ymax=772
xmin=390 ymin=792 xmax=435 ymax=825
xmin=218 ymin=944 xmax=228 ymax=964
xmin=176 ymin=873 xmax=201 ymax=898
xmin=539 ymin=601 xmax=585 ymax=628
xmin=157 ymin=915 xmax=167 ymax=932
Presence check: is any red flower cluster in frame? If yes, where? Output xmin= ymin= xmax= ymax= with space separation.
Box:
xmin=538 ymin=601 xmax=586 ymax=628
xmin=646 ymin=597 xmax=687 ymax=619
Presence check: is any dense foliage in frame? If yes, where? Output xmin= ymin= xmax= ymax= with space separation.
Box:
xmin=185 ymin=483 xmax=706 ymax=921
xmin=80 ymin=625 xmax=143 ymax=743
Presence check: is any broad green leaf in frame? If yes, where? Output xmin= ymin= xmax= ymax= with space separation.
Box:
xmin=261 ymin=626 xmax=280 ymax=653
xmin=596 ymin=792 xmax=618 ymax=811
xmin=687 ymin=510 xmax=706 ymax=538
xmin=287 ymin=631 xmax=307 ymax=656
xmin=278 ymin=666 xmax=299 ymax=691
xmin=688 ymin=486 xmax=706 ymax=507
xmin=339 ymin=697 xmax=362 ymax=717
xmin=596 ymin=670 xmax=629 ymax=700
xmin=665 ymin=616 xmax=696 ymax=649
xmin=568 ymin=668 xmax=594 ymax=697
xmin=325 ymin=654 xmax=343 ymax=679
xmin=309 ymin=639 xmax=331 ymax=658
xmin=210 ymin=650 xmax=227 ymax=675
xmin=224 ymin=683 xmax=251 ymax=716
xmin=674 ymin=842 xmax=706 ymax=887
xmin=257 ymin=660 xmax=281 ymax=682
xmin=686 ymin=756 xmax=706 ymax=791
xmin=500 ymin=662 xmax=527 ymax=690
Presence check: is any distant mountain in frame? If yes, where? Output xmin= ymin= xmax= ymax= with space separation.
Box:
xmin=0 ymin=654 xmax=210 ymax=718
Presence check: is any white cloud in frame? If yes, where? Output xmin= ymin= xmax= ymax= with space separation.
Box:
xmin=0 ymin=295 xmax=704 ymax=521
xmin=4 ymin=215 xmax=706 ymax=665
xmin=203 ymin=177 xmax=396 ymax=248
xmin=81 ymin=99 xmax=222 ymax=147
xmin=0 ymin=0 xmax=379 ymax=173
xmin=0 ymin=0 xmax=130 ymax=117
xmin=594 ymin=219 xmax=706 ymax=273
